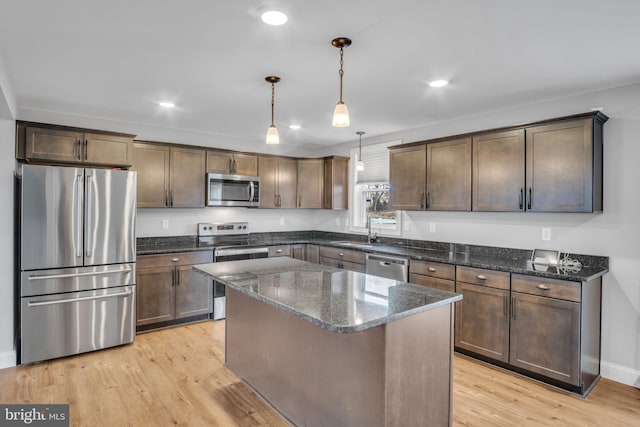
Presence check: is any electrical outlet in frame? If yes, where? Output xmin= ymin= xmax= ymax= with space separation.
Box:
xmin=335 ymin=218 xmax=341 ymax=226
xmin=161 ymin=219 xmax=169 ymax=230
xmin=429 ymin=222 xmax=436 ymax=233
xmin=542 ymin=228 xmax=551 ymax=240
xmin=279 ymin=217 xmax=285 ymax=226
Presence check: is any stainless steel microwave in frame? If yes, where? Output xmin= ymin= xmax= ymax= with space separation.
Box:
xmin=206 ymin=173 xmax=260 ymax=207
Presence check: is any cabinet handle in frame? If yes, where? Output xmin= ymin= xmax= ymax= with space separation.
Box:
xmin=228 ymin=158 xmax=233 ymax=173
xmin=427 ymin=267 xmax=436 ymax=272
xmin=527 ymin=187 xmax=532 ymax=210
xmin=476 ymin=275 xmax=487 ymax=280
xmin=339 ymin=252 xmax=344 ymax=257
xmin=278 ymin=194 xmax=282 ymax=207
xmin=232 ymin=159 xmax=237 ymax=174
xmin=274 ymin=194 xmax=278 ymax=207
xmin=76 ymin=139 xmax=81 ymax=160
xmin=425 ymin=191 xmax=429 ymax=209
xmin=171 ymin=258 xmax=179 ymax=262
xmin=503 ymin=294 xmax=507 ymax=316
xmin=519 ymin=188 xmax=524 ymax=210
xmin=165 ymin=190 xmax=169 ymax=207
xmin=84 ymin=139 xmax=88 ymax=160
xmin=171 ymin=190 xmax=174 ymax=207
xmin=171 ymin=269 xmax=175 ymax=286
xmin=536 ymin=284 xmax=550 ymax=290
xmin=176 ymin=269 xmax=180 ymax=286
xmin=420 ymin=192 xmax=425 ymax=209
xmin=298 ymin=195 xmax=301 ymax=208
xmin=276 ymin=249 xmax=283 ymax=253
xmin=511 ymin=295 xmax=516 ymax=319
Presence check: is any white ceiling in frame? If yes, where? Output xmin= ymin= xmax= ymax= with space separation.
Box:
xmin=1 ymin=0 xmax=639 ymax=150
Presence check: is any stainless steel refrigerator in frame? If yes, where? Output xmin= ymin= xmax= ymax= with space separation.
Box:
xmin=18 ymin=164 xmax=136 ymax=364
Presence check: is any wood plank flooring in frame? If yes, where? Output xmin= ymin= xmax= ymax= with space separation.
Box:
xmin=1 ymin=321 xmax=638 ymax=426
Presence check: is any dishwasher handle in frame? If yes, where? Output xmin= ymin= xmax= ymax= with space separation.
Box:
xmin=366 ymin=254 xmax=409 ymax=266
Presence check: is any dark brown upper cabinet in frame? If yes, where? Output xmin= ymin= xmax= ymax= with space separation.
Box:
xmin=259 ymin=156 xmax=297 ymax=209
xmin=133 ymin=142 xmax=206 ymax=208
xmin=323 ymin=156 xmax=349 ymax=210
xmin=426 ymin=137 xmax=472 ymax=211
xmin=297 ymin=158 xmax=324 ymax=209
xmin=206 ymin=150 xmax=258 ymax=176
xmin=525 ymin=116 xmax=605 ymax=212
xmin=472 ymin=129 xmax=525 ymax=211
xmin=389 ymin=144 xmax=426 ymax=210
xmin=17 ymin=123 xmax=134 ymax=168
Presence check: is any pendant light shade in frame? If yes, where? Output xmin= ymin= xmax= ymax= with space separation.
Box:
xmin=356 ymin=131 xmax=365 ymax=171
xmin=265 ymin=76 xmax=281 ymax=144
xmin=331 ymin=37 xmax=352 ymax=127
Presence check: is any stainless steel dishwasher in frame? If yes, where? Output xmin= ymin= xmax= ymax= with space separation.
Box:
xmin=365 ymin=253 xmax=409 ymax=281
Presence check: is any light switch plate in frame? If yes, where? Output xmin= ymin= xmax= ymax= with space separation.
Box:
xmin=542 ymin=228 xmax=551 ymax=240
xmin=279 ymin=217 xmax=285 ymax=226
xmin=161 ymin=219 xmax=169 ymax=230
xmin=429 ymin=222 xmax=436 ymax=233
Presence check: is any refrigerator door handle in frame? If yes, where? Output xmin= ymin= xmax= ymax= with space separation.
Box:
xmin=85 ymin=173 xmax=93 ymax=257
xmin=27 ymin=267 xmax=134 ymax=281
xmin=27 ymin=289 xmax=133 ymax=307
xmin=76 ymin=174 xmax=83 ymax=258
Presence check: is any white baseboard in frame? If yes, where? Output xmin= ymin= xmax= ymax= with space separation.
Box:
xmin=0 ymin=350 xmax=16 ymax=369
xmin=601 ymin=361 xmax=640 ymax=388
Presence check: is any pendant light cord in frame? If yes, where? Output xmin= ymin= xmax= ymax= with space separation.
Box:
xmin=338 ymin=47 xmax=344 ymax=102
xmin=271 ymin=82 xmax=275 ymax=126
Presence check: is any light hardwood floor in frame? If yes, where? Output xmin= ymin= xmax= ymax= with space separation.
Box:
xmin=1 ymin=321 xmax=638 ymax=426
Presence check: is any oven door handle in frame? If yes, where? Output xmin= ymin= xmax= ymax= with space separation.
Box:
xmin=249 ymin=181 xmax=255 ymax=202
xmin=27 ymin=289 xmax=133 ymax=307
xmin=215 ymin=247 xmax=269 ymax=257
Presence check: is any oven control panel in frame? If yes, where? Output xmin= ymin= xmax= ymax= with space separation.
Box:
xmin=198 ymin=222 xmax=249 ymax=236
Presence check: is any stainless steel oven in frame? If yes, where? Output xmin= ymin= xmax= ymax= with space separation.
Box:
xmin=197 ymin=222 xmax=269 ymax=320
xmin=207 ymin=173 xmax=260 ymax=207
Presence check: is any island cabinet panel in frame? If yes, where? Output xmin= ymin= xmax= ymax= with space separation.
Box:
xmin=206 ymin=150 xmax=258 ymax=176
xmin=472 ymin=129 xmax=525 ymax=211
xmin=409 ymin=260 xmax=455 ymax=292
xmin=525 ymin=117 xmax=601 ymax=212
xmin=297 ymin=159 xmax=324 ymax=208
xmin=133 ymin=142 xmax=205 ymax=208
xmin=259 ymin=156 xmax=297 ymax=208
xmin=455 ymin=266 xmax=511 ymax=362
xmin=136 ymin=251 xmax=213 ymax=330
xmin=323 ymin=156 xmax=349 ymax=210
xmin=426 ymin=137 xmax=472 ymax=211
xmin=389 ymin=144 xmax=426 ymax=210
xmin=318 ymin=246 xmax=366 ymax=272
xmin=21 ymin=124 xmax=134 ymax=167
xmin=510 ymin=274 xmax=582 ymax=386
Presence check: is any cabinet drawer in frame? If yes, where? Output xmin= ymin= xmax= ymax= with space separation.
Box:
xmin=410 ymin=260 xmax=455 ymax=280
xmin=511 ymin=274 xmax=580 ymax=302
xmin=268 ymin=245 xmax=291 ymax=257
xmin=320 ymin=257 xmax=366 ymax=273
xmin=456 ymin=266 xmax=510 ymax=290
xmin=137 ymin=251 xmax=213 ymax=269
xmin=409 ymin=274 xmax=455 ymax=293
xmin=319 ymin=246 xmax=366 ymax=265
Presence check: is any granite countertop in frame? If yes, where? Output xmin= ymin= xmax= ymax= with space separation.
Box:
xmin=138 ymin=233 xmax=608 ymax=282
xmin=194 ymin=257 xmax=462 ymax=333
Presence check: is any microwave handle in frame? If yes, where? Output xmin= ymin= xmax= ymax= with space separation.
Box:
xmin=249 ymin=181 xmax=255 ymax=202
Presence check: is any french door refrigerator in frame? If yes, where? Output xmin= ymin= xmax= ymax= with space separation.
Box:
xmin=18 ymin=164 xmax=136 ymax=364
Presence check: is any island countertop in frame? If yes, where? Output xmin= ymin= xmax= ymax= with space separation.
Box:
xmin=194 ymin=257 xmax=462 ymax=333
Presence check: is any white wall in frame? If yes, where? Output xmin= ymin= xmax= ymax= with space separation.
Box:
xmin=0 ymin=119 xmax=15 ymax=368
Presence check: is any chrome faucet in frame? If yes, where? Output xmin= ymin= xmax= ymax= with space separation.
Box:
xmin=366 ymin=215 xmax=377 ymax=243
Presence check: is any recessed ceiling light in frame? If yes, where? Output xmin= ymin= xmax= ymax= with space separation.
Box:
xmin=261 ymin=10 xmax=288 ymax=26
xmin=428 ymin=80 xmax=449 ymax=88
xmin=157 ymin=101 xmax=176 ymax=108
xmin=288 ymin=124 xmax=301 ymax=130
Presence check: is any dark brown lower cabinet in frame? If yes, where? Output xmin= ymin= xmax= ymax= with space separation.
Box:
xmin=290 ymin=244 xmax=306 ymax=260
xmin=136 ymin=251 xmax=213 ymax=330
xmin=455 ymin=282 xmax=510 ymax=362
xmin=318 ymin=246 xmax=366 ymax=272
xmin=409 ymin=260 xmax=455 ymax=292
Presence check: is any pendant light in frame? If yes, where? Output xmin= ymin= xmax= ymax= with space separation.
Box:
xmin=265 ymin=76 xmax=281 ymax=144
xmin=356 ymin=131 xmax=365 ymax=171
xmin=331 ymin=37 xmax=352 ymax=127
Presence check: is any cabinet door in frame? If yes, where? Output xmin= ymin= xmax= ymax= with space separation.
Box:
xmin=259 ymin=156 xmax=278 ymax=208
xmin=426 ymin=137 xmax=471 ymax=211
xmin=170 ymin=147 xmax=206 ymax=207
xmin=268 ymin=245 xmax=291 ymax=257
xmin=24 ymin=127 xmax=83 ymax=163
xmin=323 ymin=157 xmax=349 ymax=209
xmin=278 ymin=158 xmax=298 ymax=208
xmin=454 ymin=282 xmax=510 ymax=362
xmin=510 ymin=292 xmax=580 ymax=385
xmin=389 ymin=144 xmax=426 ymax=210
xmin=297 ymin=159 xmax=324 ymax=208
xmin=133 ymin=143 xmax=170 ymax=208
xmin=233 ymin=153 xmax=258 ymax=176
xmin=306 ymin=244 xmax=320 ymax=263
xmin=525 ymin=118 xmax=594 ymax=212
xmin=136 ymin=266 xmax=175 ymax=326
xmin=472 ymin=129 xmax=525 ymax=211
xmin=84 ymin=132 xmax=134 ymax=167
xmin=206 ymin=150 xmax=233 ymax=174
xmin=291 ymin=244 xmax=307 ymax=260
xmin=409 ymin=274 xmax=455 ymax=292
xmin=174 ymin=265 xmax=213 ymax=319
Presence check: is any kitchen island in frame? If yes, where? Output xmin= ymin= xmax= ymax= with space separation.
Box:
xmin=194 ymin=257 xmax=462 ymax=427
